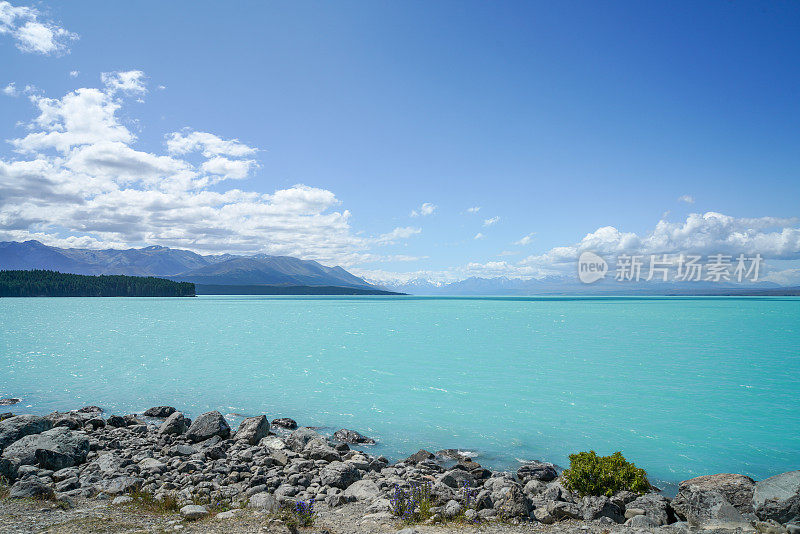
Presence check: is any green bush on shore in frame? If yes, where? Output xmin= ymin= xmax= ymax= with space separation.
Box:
xmin=561 ymin=450 xmax=651 ymax=497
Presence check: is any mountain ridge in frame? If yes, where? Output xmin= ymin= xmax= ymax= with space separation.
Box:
xmin=0 ymin=240 xmax=377 ymax=289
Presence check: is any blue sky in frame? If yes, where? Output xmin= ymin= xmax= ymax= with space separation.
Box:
xmin=1 ymin=1 xmax=799 ymax=283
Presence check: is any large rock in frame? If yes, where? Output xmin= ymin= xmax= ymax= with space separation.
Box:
xmin=0 ymin=456 xmax=19 ymax=481
xmin=1 ymin=427 xmax=89 ymax=468
xmin=0 ymin=415 xmax=53 ymax=451
xmin=96 ymin=476 xmax=143 ymax=495
xmin=303 ymin=438 xmax=341 ymax=462
xmin=492 ymin=484 xmax=531 ymax=518
xmin=248 ymin=492 xmax=280 ymax=511
xmin=185 ymin=411 xmax=230 ymax=442
xmin=754 ymin=470 xmax=800 ymax=524
xmin=673 ymin=483 xmax=752 ymax=529
xmin=343 ymin=479 xmax=381 ymax=500
xmin=404 ymin=449 xmax=434 ymax=464
xmin=234 ymin=415 xmax=269 ymax=445
xmin=673 ymin=473 xmax=756 ymax=516
xmin=320 ymin=461 xmax=361 ymax=489
xmin=9 ymin=479 xmax=54 ymax=500
xmin=437 ymin=468 xmax=476 ymax=489
xmin=517 ymin=461 xmax=558 ymax=483
xmin=143 ymin=406 xmax=176 ymax=418
xmin=579 ymin=495 xmax=624 ymax=522
xmin=332 ymin=428 xmax=375 ymax=444
xmin=627 ymin=492 xmax=672 ymax=526
xmin=180 ymin=505 xmax=209 ymax=520
xmin=271 ymin=418 xmax=298 ymax=430
xmin=159 ymin=411 xmax=188 ymax=435
xmin=285 ymin=427 xmax=323 ymax=453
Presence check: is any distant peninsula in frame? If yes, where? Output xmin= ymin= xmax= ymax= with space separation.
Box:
xmin=195 ymin=284 xmax=404 ymax=296
xmin=0 ymin=270 xmax=196 ymax=297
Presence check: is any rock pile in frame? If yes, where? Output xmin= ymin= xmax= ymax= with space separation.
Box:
xmin=0 ymin=406 xmax=798 ymax=533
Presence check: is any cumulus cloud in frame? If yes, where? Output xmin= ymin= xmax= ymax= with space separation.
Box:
xmin=69 ymin=70 xmax=79 ymax=77
xmin=101 ymin=70 xmax=146 ymax=95
xmin=364 ymin=212 xmax=800 ymax=283
xmin=377 ymin=226 xmax=421 ymax=245
xmin=514 ymin=233 xmax=535 ymax=246
xmin=0 ymin=72 xmax=417 ymax=266
xmin=678 ymin=194 xmax=695 ymax=204
xmin=483 ymin=216 xmax=500 ymax=227
xmin=167 ymin=130 xmax=257 ymax=158
xmin=474 ymin=232 xmax=485 ymax=240
xmin=466 ymin=206 xmax=480 ymax=213
xmin=0 ymin=1 xmax=77 ymax=55
xmin=2 ymin=82 xmax=17 ymax=96
xmin=410 ymin=202 xmax=436 ymax=217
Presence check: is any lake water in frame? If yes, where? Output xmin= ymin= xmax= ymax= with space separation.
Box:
xmin=2 ymin=295 xmax=799 ymax=491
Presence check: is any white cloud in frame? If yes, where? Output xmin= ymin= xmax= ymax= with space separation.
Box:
xmin=101 ymin=70 xmax=146 ymax=95
xmin=360 ymin=212 xmax=800 ymax=283
xmin=69 ymin=70 xmax=79 ymax=77
xmin=678 ymin=194 xmax=695 ymax=204
xmin=167 ymin=130 xmax=257 ymax=158
xmin=0 ymin=72 xmax=419 ymax=266
xmin=377 ymin=226 xmax=421 ymax=244
xmin=410 ymin=202 xmax=436 ymax=217
xmin=514 ymin=233 xmax=535 ymax=246
xmin=0 ymin=1 xmax=77 ymax=55
xmin=483 ymin=216 xmax=500 ymax=227
xmin=2 ymin=82 xmax=17 ymax=96
xmin=466 ymin=206 xmax=480 ymax=213
xmin=474 ymin=232 xmax=485 ymax=240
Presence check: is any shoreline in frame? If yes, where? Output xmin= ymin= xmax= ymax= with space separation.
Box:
xmin=1 ymin=404 xmax=798 ymax=533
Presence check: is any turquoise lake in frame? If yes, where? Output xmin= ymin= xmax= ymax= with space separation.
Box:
xmin=2 ymin=295 xmax=799 ymax=491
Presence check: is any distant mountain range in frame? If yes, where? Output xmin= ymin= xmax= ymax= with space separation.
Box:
xmin=375 ymin=275 xmax=799 ymax=296
xmin=0 ymin=240 xmax=378 ymax=290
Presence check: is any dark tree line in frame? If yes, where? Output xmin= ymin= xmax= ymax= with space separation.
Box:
xmin=0 ymin=270 xmax=195 ymax=297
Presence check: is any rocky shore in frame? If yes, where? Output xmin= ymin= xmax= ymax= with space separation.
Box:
xmin=0 ymin=404 xmax=798 ymax=533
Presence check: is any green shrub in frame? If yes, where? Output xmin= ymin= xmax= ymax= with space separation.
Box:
xmin=0 ymin=476 xmax=9 ymax=499
xmin=129 ymin=489 xmax=181 ymax=513
xmin=561 ymin=450 xmax=650 ymax=497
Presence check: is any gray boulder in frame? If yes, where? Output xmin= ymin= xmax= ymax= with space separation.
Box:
xmin=271 ymin=418 xmax=297 ymax=430
xmin=2 ymin=427 xmax=89 ymax=468
xmin=247 ymin=492 xmax=279 ymax=511
xmin=674 ymin=483 xmax=751 ymax=528
xmin=96 ymin=476 xmax=143 ymax=495
xmin=0 ymin=398 xmax=20 ymax=406
xmin=159 ymin=411 xmax=188 ymax=435
xmin=185 ymin=411 xmax=230 ymax=442
xmin=343 ymin=479 xmax=381 ymax=501
xmin=9 ymin=479 xmax=54 ymax=500
xmin=437 ymin=468 xmax=476 ymax=489
xmin=626 ymin=514 xmax=661 ymax=528
xmin=0 ymin=456 xmax=19 ymax=481
xmin=180 ymin=504 xmax=209 ymax=520
xmin=627 ymin=492 xmax=672 ymax=526
xmin=754 ymin=470 xmax=800 ymax=524
xmin=234 ymin=415 xmax=269 ymax=445
xmin=143 ymin=406 xmax=176 ymax=418
xmin=303 ymin=438 xmax=341 ymax=462
xmin=492 ymin=484 xmax=531 ymax=518
xmin=285 ymin=427 xmax=323 ymax=452
xmin=404 ymin=449 xmax=434 ymax=464
xmin=0 ymin=415 xmax=53 ymax=451
xmin=517 ymin=461 xmax=558 ymax=483
xmin=320 ymin=461 xmax=361 ymax=489
xmin=579 ymin=495 xmax=624 ymax=522
xmin=332 ymin=428 xmax=375 ymax=444
xmin=673 ymin=473 xmax=756 ymax=516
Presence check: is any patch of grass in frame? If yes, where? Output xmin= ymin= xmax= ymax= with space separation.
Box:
xmin=562 ymin=450 xmax=650 ymax=497
xmin=129 ymin=488 xmax=181 ymax=514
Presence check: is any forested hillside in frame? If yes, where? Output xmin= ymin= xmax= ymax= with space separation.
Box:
xmin=0 ymin=270 xmax=195 ymax=297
